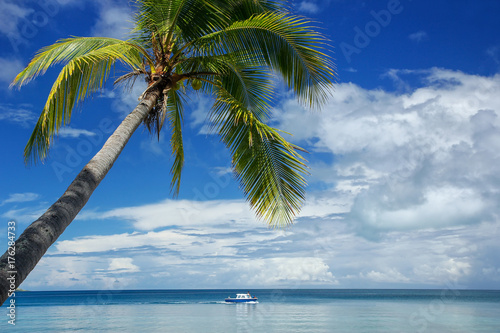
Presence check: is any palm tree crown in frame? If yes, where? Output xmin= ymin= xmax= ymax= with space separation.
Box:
xmin=11 ymin=0 xmax=335 ymax=227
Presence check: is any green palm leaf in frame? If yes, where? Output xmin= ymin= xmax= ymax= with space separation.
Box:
xmin=134 ymin=0 xmax=232 ymax=48
xmin=197 ymin=11 xmax=335 ymax=107
xmin=11 ymin=37 xmax=151 ymax=163
xmin=212 ymin=87 xmax=308 ymax=226
xmin=11 ymin=37 xmax=153 ymax=87
xmin=166 ymin=88 xmax=185 ymax=195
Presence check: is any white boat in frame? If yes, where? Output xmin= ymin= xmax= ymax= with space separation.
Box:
xmin=225 ymin=293 xmax=258 ymax=303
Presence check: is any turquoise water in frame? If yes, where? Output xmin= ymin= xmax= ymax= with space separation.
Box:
xmin=2 ymin=289 xmax=499 ymax=332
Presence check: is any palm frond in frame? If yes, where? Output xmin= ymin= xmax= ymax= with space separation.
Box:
xmin=134 ymin=0 xmax=232 ymax=47
xmin=180 ymin=53 xmax=274 ymax=118
xmin=213 ymin=88 xmax=308 ymax=227
xmin=226 ymin=114 xmax=308 ymax=227
xmin=166 ymin=88 xmax=185 ymax=195
xmin=140 ymin=84 xmax=185 ymax=195
xmin=197 ymin=11 xmax=336 ymax=107
xmin=11 ymin=37 xmax=153 ymax=88
xmin=11 ymin=37 xmax=151 ymax=163
xmin=227 ymin=0 xmax=290 ymax=20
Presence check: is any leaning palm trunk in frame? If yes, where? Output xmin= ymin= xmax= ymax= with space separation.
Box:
xmin=0 ymin=90 xmax=160 ymax=304
xmin=1 ymin=0 xmax=335 ymax=306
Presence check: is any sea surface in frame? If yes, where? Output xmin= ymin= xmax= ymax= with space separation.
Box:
xmin=1 ymin=289 xmax=499 ymax=332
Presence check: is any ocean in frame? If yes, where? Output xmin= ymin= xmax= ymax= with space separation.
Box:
xmin=1 ymin=289 xmax=499 ymax=332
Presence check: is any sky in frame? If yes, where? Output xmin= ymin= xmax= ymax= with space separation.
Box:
xmin=1 ymin=0 xmax=500 ymax=291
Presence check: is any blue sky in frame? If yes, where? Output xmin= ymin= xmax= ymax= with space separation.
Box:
xmin=1 ymin=0 xmax=500 ymax=291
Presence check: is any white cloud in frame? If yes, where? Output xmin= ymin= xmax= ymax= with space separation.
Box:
xmin=227 ymin=257 xmax=337 ymax=286
xmin=487 ymin=46 xmax=500 ymax=65
xmin=300 ymin=194 xmax=352 ymax=218
xmin=89 ymin=198 xmax=257 ymax=231
xmin=44 ymin=215 xmax=498 ymax=289
xmin=189 ymin=95 xmax=214 ymax=134
xmin=351 ymin=186 xmax=487 ymax=235
xmin=56 ymin=0 xmax=84 ymax=5
xmin=213 ymin=166 xmax=233 ymax=176
xmin=414 ymin=259 xmax=471 ymax=284
xmin=24 ymin=256 xmax=137 ymax=289
xmin=107 ymin=258 xmax=140 ymax=273
xmin=113 ymin=81 xmax=148 ymax=116
xmin=313 ymin=220 xmax=496 ymax=288
xmin=1 ymin=206 xmax=46 ymax=224
xmin=0 ymin=1 xmax=33 ymax=36
xmin=0 ymin=58 xmax=24 ymax=85
xmin=54 ymin=199 xmax=287 ymax=258
xmin=0 ymin=193 xmax=46 ymax=224
xmin=409 ymin=31 xmax=428 ymax=42
xmin=54 ymin=225 xmax=282 ymax=259
xmin=0 ymin=103 xmax=36 ymax=126
xmin=275 ymin=68 xmax=500 ymax=238
xmin=90 ymin=2 xmax=134 ymax=39
xmin=0 ymin=192 xmax=39 ymax=206
xmin=382 ymin=68 xmax=413 ymax=91
xmin=140 ymin=133 xmax=167 ymax=156
xmin=26 ymin=256 xmax=99 ymax=288
xmin=364 ymin=268 xmax=410 ymax=283
xmin=21 ymin=201 xmax=500 ymax=290
xmin=298 ymin=1 xmax=320 ymax=14
xmin=58 ymin=127 xmax=97 ymax=138
xmin=55 ymin=230 xmax=202 ymax=254
xmin=0 ymin=0 xmax=83 ymax=53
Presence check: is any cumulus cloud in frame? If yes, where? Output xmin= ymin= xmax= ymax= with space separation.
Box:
xmin=227 ymin=257 xmax=337 ymax=286
xmin=87 ymin=198 xmax=257 ymax=231
xmin=275 ymin=68 xmax=500 ymax=238
xmin=24 ymin=256 xmax=137 ymax=289
xmin=16 ymin=68 xmax=500 ymax=291
xmin=37 ymin=214 xmax=498 ymax=289
xmin=364 ymin=268 xmax=410 ymax=283
xmin=107 ymin=258 xmax=140 ymax=273
xmin=90 ymin=2 xmax=134 ymax=39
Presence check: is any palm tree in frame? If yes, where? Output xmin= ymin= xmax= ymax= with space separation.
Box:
xmin=0 ymin=0 xmax=334 ymax=304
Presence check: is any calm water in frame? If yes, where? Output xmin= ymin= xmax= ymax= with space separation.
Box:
xmin=2 ymin=289 xmax=499 ymax=332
